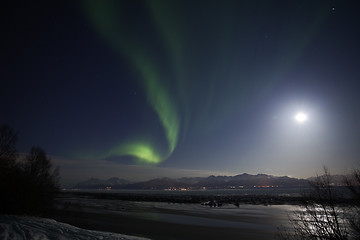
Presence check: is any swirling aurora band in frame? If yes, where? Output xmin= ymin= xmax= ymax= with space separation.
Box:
xmin=81 ymin=1 xmax=180 ymax=164
xmin=76 ymin=1 xmax=331 ymax=165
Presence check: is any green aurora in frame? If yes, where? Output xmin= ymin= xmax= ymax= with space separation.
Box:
xmin=78 ymin=0 xmax=332 ymax=165
xmin=82 ymin=1 xmax=181 ymax=163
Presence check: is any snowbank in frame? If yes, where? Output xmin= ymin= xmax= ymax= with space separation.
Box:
xmin=0 ymin=215 xmax=150 ymax=240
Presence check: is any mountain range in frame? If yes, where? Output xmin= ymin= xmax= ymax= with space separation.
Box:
xmin=73 ymin=173 xmax=315 ymax=190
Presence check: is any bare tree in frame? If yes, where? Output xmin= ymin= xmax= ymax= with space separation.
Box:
xmin=345 ymin=170 xmax=360 ymax=239
xmin=0 ymin=124 xmax=20 ymax=213
xmin=24 ymin=146 xmax=59 ymax=185
xmin=0 ymin=125 xmax=60 ymax=215
xmin=278 ymin=167 xmax=358 ymax=240
xmin=345 ymin=169 xmax=360 ymax=200
xmin=0 ymin=124 xmax=18 ymax=169
xmin=22 ymin=146 xmax=60 ymax=214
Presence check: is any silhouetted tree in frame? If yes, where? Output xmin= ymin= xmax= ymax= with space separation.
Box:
xmin=22 ymin=146 xmax=60 ymax=214
xmin=0 ymin=125 xmax=21 ymax=214
xmin=278 ymin=167 xmax=360 ymax=240
xmin=345 ymin=170 xmax=360 ymax=239
xmin=0 ymin=124 xmax=60 ymax=215
xmin=0 ymin=124 xmax=18 ymax=169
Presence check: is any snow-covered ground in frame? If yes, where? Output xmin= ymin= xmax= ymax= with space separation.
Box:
xmin=0 ymin=215 xmax=150 ymax=240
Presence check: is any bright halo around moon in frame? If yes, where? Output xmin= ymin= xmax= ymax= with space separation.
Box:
xmin=294 ymin=112 xmax=308 ymax=123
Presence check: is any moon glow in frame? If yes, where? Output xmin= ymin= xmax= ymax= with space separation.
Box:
xmin=294 ymin=112 xmax=308 ymax=123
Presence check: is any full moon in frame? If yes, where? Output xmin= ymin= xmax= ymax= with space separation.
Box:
xmin=294 ymin=112 xmax=308 ymax=123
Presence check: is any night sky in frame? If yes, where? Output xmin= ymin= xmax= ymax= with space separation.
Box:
xmin=2 ymin=1 xmax=360 ymax=185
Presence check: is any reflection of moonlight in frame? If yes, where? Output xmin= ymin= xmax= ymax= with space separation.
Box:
xmin=294 ymin=112 xmax=308 ymax=123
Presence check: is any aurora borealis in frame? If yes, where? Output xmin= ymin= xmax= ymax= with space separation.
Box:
xmin=2 ymin=0 xmax=360 ymax=184
xmin=79 ymin=1 xmax=180 ymax=163
xmin=79 ymin=0 xmax=329 ymax=164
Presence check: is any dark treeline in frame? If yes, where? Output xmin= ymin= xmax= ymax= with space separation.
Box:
xmin=0 ymin=125 xmax=59 ymax=215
